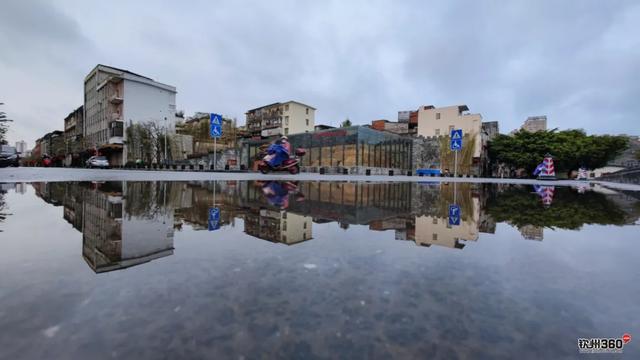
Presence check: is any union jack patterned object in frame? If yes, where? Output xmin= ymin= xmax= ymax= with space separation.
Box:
xmin=537 ymin=153 xmax=556 ymax=180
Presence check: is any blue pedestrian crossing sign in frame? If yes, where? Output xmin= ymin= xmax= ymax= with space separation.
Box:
xmin=448 ymin=204 xmax=461 ymax=226
xmin=450 ymin=129 xmax=463 ymax=151
xmin=208 ymin=207 xmax=220 ymax=231
xmin=210 ymin=113 xmax=223 ymax=139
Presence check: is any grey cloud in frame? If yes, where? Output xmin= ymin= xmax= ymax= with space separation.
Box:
xmin=1 ymin=0 xmax=638 ymax=145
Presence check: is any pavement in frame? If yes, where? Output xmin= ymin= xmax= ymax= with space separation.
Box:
xmin=1 ymin=167 xmax=639 ymax=191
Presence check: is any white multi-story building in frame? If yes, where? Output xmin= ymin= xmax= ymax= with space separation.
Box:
xmin=15 ymin=140 xmax=27 ymax=154
xmin=245 ymin=101 xmax=316 ymax=138
xmin=83 ymin=64 xmax=177 ymax=166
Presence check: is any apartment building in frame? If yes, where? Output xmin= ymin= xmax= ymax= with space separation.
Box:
xmin=245 ymin=101 xmax=315 ymax=138
xmin=15 ymin=140 xmax=27 ymax=154
xmin=83 ymin=64 xmax=177 ymax=166
xmin=64 ymin=105 xmax=84 ymax=166
xmin=521 ymin=116 xmax=547 ymax=132
xmin=417 ymin=105 xmax=483 ymax=157
xmin=397 ymin=110 xmax=418 ymax=134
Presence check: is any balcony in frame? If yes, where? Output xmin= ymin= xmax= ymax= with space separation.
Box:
xmin=111 ymin=113 xmax=122 ymax=121
xmin=263 ymin=119 xmax=282 ymax=128
xmin=110 ymin=93 xmax=123 ymax=104
xmin=108 ymin=120 xmax=124 ymax=144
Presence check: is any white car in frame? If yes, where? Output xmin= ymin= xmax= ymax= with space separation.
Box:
xmin=86 ymin=156 xmax=110 ymax=169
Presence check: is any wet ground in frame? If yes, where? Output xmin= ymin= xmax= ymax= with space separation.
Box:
xmin=0 ymin=180 xmax=639 ymax=359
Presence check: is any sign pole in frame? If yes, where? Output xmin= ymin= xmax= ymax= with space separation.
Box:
xmin=454 ymin=149 xmax=458 ymax=178
xmin=210 ymin=113 xmax=223 ymax=172
xmin=454 ymin=181 xmax=457 ymax=204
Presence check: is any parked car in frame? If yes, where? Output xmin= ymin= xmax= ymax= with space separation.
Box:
xmin=0 ymin=145 xmax=19 ymax=167
xmin=86 ymin=156 xmax=110 ymax=169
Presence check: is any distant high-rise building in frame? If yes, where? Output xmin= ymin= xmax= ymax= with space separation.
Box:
xmin=521 ymin=116 xmax=547 ymax=132
xmin=15 ymin=140 xmax=27 ymax=154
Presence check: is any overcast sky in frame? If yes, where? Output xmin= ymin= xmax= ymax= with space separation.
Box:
xmin=1 ymin=0 xmax=638 ymax=148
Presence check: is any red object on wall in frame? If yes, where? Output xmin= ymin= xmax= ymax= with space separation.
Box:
xmin=409 ymin=111 xmax=418 ymax=126
xmin=371 ymin=120 xmax=387 ymax=131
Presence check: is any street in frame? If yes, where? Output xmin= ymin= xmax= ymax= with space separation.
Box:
xmin=2 ymin=167 xmax=639 ymax=191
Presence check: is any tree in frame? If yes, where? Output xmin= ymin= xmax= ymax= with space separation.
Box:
xmin=341 ymin=118 xmax=352 ymax=127
xmin=0 ymin=190 xmax=8 ymax=232
xmin=0 ymin=102 xmax=11 ymax=145
xmin=0 ymin=123 xmax=7 ymax=145
xmin=488 ymin=130 xmax=628 ymax=177
xmin=485 ymin=185 xmax=636 ymax=229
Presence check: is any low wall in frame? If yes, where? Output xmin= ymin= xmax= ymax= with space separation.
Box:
xmin=301 ymin=166 xmax=411 ymax=176
xmin=598 ymin=167 xmax=640 ymax=185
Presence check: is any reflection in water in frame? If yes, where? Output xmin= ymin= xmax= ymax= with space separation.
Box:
xmin=0 ymin=183 xmax=14 ymax=231
xmin=29 ymin=181 xmax=640 ymax=272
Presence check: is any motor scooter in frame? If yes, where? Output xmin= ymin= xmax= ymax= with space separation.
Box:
xmin=257 ymin=147 xmax=306 ymax=174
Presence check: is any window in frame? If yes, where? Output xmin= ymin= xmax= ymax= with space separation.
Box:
xmin=432 ymin=233 xmax=438 ymax=241
xmin=285 ymin=104 xmax=289 ymax=111
xmin=435 ymin=129 xmax=440 ymax=136
xmin=306 ymin=108 xmax=309 ymax=115
xmin=436 ymin=113 xmax=441 ymax=120
xmin=305 ymin=119 xmax=309 ymax=126
xmin=432 ymin=218 xmax=438 ymax=224
xmin=285 ymin=116 xmax=289 ymax=125
xmin=303 ymin=222 xmax=307 ymax=229
xmin=284 ymin=128 xmax=289 ymax=135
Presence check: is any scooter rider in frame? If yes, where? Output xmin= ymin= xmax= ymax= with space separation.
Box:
xmin=265 ymin=136 xmax=291 ymax=168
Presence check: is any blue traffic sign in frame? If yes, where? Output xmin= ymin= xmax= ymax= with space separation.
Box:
xmin=450 ymin=129 xmax=463 ymax=151
xmin=448 ymin=204 xmax=461 ymax=226
xmin=208 ymin=207 xmax=220 ymax=231
xmin=210 ymin=113 xmax=223 ymax=139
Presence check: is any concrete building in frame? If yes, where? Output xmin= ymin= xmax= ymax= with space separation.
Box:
xmin=78 ymin=182 xmax=175 ymax=273
xmin=417 ymin=105 xmax=483 ymax=157
xmin=520 ymin=115 xmax=547 ymax=133
xmin=481 ymin=121 xmax=499 ymax=140
xmin=245 ymin=101 xmax=315 ymax=138
xmin=39 ymin=130 xmax=65 ymax=163
xmin=83 ymin=64 xmax=177 ymax=166
xmin=64 ymin=105 xmax=84 ymax=166
xmin=15 ymin=140 xmax=27 ymax=154
xmin=371 ymin=119 xmax=411 ymax=135
xmin=397 ymin=110 xmax=418 ymax=134
xmin=244 ymin=209 xmax=313 ymax=245
xmin=413 ymin=188 xmax=481 ymax=250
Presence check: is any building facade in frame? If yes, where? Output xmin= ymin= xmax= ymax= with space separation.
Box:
xmin=15 ymin=140 xmax=27 ymax=154
xmin=417 ymin=105 xmax=483 ymax=157
xmin=83 ymin=64 xmax=177 ymax=166
xmin=241 ymin=125 xmax=414 ymax=174
xmin=397 ymin=110 xmax=418 ymax=134
xmin=245 ymin=101 xmax=315 ymax=138
xmin=520 ymin=115 xmax=547 ymax=132
xmin=64 ymin=105 xmax=84 ymax=166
